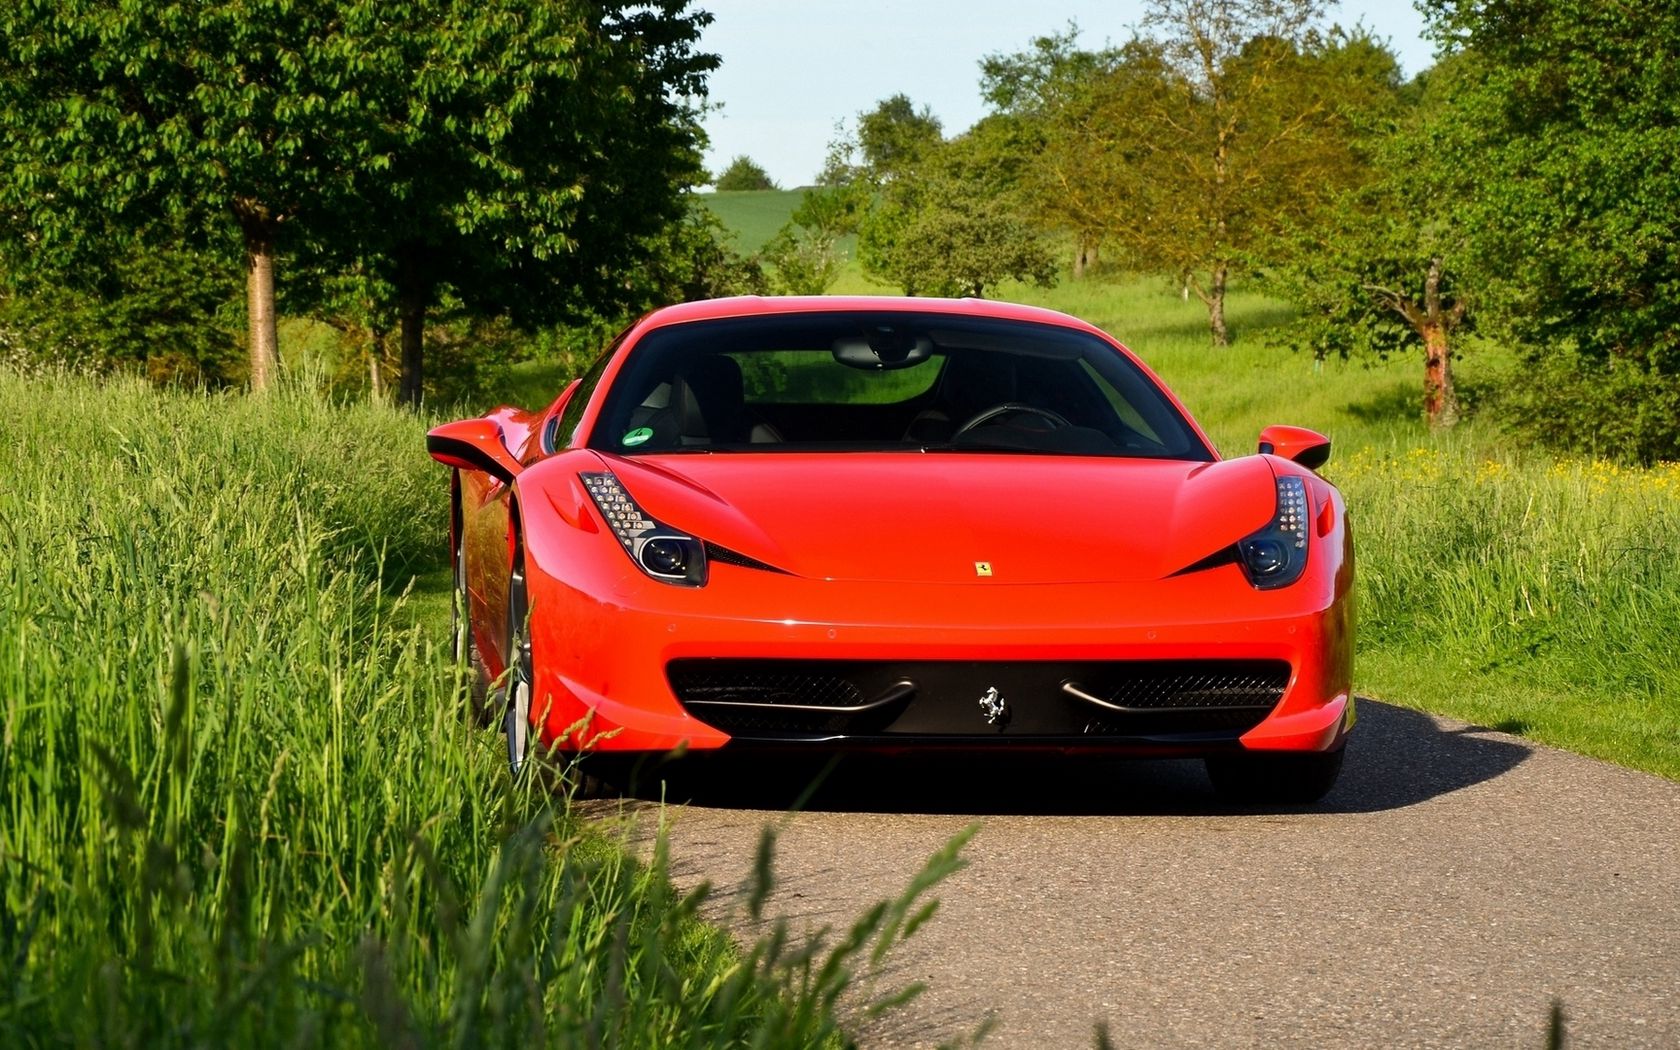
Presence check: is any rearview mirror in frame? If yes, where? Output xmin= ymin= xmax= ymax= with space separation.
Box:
xmin=1257 ymin=425 xmax=1331 ymax=470
xmin=832 ymin=327 xmax=933 ymax=370
xmin=426 ymin=419 xmax=524 ymax=484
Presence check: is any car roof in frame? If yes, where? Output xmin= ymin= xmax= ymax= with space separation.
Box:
xmin=635 ymin=295 xmax=1111 ymax=337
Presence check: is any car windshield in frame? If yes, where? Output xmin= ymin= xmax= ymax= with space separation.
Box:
xmin=587 ymin=311 xmax=1213 ymax=460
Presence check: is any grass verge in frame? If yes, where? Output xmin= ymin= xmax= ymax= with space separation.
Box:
xmin=0 ymin=369 xmax=958 ymax=1045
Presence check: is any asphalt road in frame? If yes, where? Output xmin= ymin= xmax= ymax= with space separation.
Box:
xmin=592 ymin=701 xmax=1680 ymax=1048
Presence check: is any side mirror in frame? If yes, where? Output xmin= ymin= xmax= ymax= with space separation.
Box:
xmin=1257 ymin=424 xmax=1331 ymax=470
xmin=427 ymin=419 xmax=524 ymax=485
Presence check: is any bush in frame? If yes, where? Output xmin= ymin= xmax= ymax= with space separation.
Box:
xmin=1497 ymin=346 xmax=1680 ymax=464
xmin=713 ymin=155 xmax=778 ymax=192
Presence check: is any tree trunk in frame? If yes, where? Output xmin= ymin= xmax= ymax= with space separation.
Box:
xmin=1208 ymin=263 xmax=1229 ymax=348
xmin=1072 ymin=233 xmax=1098 ymax=280
xmin=1419 ymin=256 xmax=1459 ymax=430
xmin=1422 ymin=323 xmax=1459 ymax=429
xmin=397 ymin=286 xmax=426 ymax=409
xmin=368 ymin=323 xmax=387 ymax=402
xmin=244 ymin=229 xmax=279 ymax=392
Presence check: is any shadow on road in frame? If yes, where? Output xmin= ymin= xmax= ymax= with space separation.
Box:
xmin=587 ymin=700 xmax=1532 ymax=817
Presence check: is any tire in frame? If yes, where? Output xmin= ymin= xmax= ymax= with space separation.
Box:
xmin=1204 ymin=747 xmax=1345 ymax=805
xmin=451 ymin=521 xmax=493 ymax=723
xmin=503 ymin=541 xmax=534 ymax=779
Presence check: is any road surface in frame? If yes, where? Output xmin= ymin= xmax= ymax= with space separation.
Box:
xmin=591 ymin=700 xmax=1680 ymax=1047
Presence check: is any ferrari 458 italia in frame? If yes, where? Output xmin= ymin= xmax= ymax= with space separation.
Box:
xmin=428 ymin=296 xmax=1355 ymax=802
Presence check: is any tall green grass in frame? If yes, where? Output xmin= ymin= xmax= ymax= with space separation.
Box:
xmin=0 ymin=370 xmax=956 ymax=1045
xmin=1338 ymin=446 xmax=1680 ymax=776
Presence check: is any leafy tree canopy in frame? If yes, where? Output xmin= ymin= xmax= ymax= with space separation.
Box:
xmin=856 ymin=94 xmax=944 ymax=182
xmin=713 ymin=155 xmax=778 ymax=191
xmin=858 ymin=129 xmax=1054 ymax=298
xmin=1418 ymin=0 xmax=1680 ymax=459
xmin=1263 ymin=55 xmax=1476 ymax=428
xmin=0 ymin=0 xmax=718 ymax=403
xmin=1423 ymin=0 xmax=1680 ymax=372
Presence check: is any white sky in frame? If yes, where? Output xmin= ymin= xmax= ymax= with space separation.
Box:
xmin=697 ymin=0 xmax=1438 ymax=187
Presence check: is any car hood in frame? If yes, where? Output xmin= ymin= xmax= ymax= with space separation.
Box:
xmin=605 ymin=452 xmax=1279 ymax=585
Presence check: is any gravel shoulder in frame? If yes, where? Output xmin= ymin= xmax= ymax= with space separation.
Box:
xmin=591 ymin=701 xmax=1680 ymax=1047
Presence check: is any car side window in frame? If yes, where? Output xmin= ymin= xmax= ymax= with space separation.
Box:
xmin=549 ymin=340 xmax=621 ymax=451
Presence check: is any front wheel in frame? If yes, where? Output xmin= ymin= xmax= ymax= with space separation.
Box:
xmin=503 ymin=547 xmax=534 ymax=778
xmin=452 ymin=526 xmax=493 ymax=723
xmin=1204 ymin=747 xmax=1344 ymax=804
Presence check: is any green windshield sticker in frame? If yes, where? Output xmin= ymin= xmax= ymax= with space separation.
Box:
xmin=622 ymin=426 xmax=653 ymax=447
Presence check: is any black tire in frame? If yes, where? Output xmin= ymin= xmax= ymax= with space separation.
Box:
xmin=451 ymin=518 xmax=494 ymax=723
xmin=503 ymin=540 xmax=534 ymax=779
xmin=1204 ymin=747 xmax=1345 ymax=805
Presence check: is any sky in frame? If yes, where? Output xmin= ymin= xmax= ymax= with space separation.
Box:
xmin=697 ymin=0 xmax=1438 ymax=188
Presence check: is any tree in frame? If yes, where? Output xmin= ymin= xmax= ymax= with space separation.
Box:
xmin=1025 ymin=2 xmax=1387 ymax=345
xmin=314 ymin=0 xmax=718 ymax=406
xmin=0 ymin=0 xmax=718 ymax=404
xmin=1266 ymin=55 xmax=1481 ymax=429
xmin=713 ymin=155 xmax=778 ymax=191
xmin=762 ymin=225 xmax=841 ymax=295
xmin=856 ymin=94 xmax=944 ymax=182
xmin=857 ymin=130 xmax=1055 ymax=298
xmin=1419 ymin=0 xmax=1680 ymax=458
xmin=982 ymin=26 xmax=1128 ymax=278
xmin=0 ymin=1 xmax=398 ymax=390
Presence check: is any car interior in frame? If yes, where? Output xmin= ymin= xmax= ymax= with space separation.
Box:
xmin=591 ymin=313 xmax=1211 ymax=460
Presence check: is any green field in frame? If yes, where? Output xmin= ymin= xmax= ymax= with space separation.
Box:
xmin=697 ymin=188 xmax=814 ymax=253
xmin=697 ymin=188 xmax=861 ymax=262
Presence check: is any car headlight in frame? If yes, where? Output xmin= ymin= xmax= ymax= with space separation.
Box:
xmin=580 ymin=471 xmax=708 ymax=586
xmin=1237 ymin=475 xmax=1309 ymax=590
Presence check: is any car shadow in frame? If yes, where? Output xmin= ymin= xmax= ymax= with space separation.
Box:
xmin=584 ymin=700 xmax=1533 ymax=817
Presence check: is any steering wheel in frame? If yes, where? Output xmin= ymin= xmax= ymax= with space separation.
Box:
xmin=955 ymin=402 xmax=1072 ymax=436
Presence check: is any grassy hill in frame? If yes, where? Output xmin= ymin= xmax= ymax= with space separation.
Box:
xmin=696 ymin=187 xmax=809 ymax=252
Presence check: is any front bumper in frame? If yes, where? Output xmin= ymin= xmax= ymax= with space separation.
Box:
xmin=523 ymin=558 xmax=1353 ymax=758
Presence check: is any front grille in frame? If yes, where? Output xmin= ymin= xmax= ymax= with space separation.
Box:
xmin=667 ymin=658 xmax=1291 ymax=740
xmin=668 ymin=663 xmax=863 ymax=708
xmin=1084 ymin=663 xmax=1290 ymax=710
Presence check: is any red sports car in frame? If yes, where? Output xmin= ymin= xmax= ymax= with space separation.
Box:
xmin=428 ymin=296 xmax=1354 ymax=802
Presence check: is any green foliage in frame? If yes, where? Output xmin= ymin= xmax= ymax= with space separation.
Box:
xmin=713 ymin=155 xmax=778 ymax=191
xmin=857 ymin=127 xmax=1054 ymax=298
xmin=0 ymin=0 xmax=720 ymax=398
xmin=0 ymin=368 xmax=966 ymax=1044
xmin=758 ymin=184 xmax=869 ymax=295
xmin=856 ymin=94 xmax=944 ymax=181
xmin=980 ymin=26 xmax=1129 ymax=264
xmin=1261 ymin=55 xmax=1474 ymax=426
xmin=982 ymin=8 xmax=1395 ymax=343
xmin=858 ymin=173 xmax=1055 ymax=298
xmin=1496 ymin=346 xmax=1680 ymax=464
xmin=762 ymin=224 xmax=841 ymax=296
xmin=791 ymin=183 xmax=870 ymax=240
xmin=0 ymin=242 xmax=243 ymax=383
xmin=627 ymin=203 xmax=769 ymax=304
xmin=1419 ymin=0 xmax=1680 ymax=459
xmin=1264 ymin=58 xmax=1469 ymax=356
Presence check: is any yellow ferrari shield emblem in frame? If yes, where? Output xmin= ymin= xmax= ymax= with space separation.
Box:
xmin=974 ymin=561 xmax=993 ymax=577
